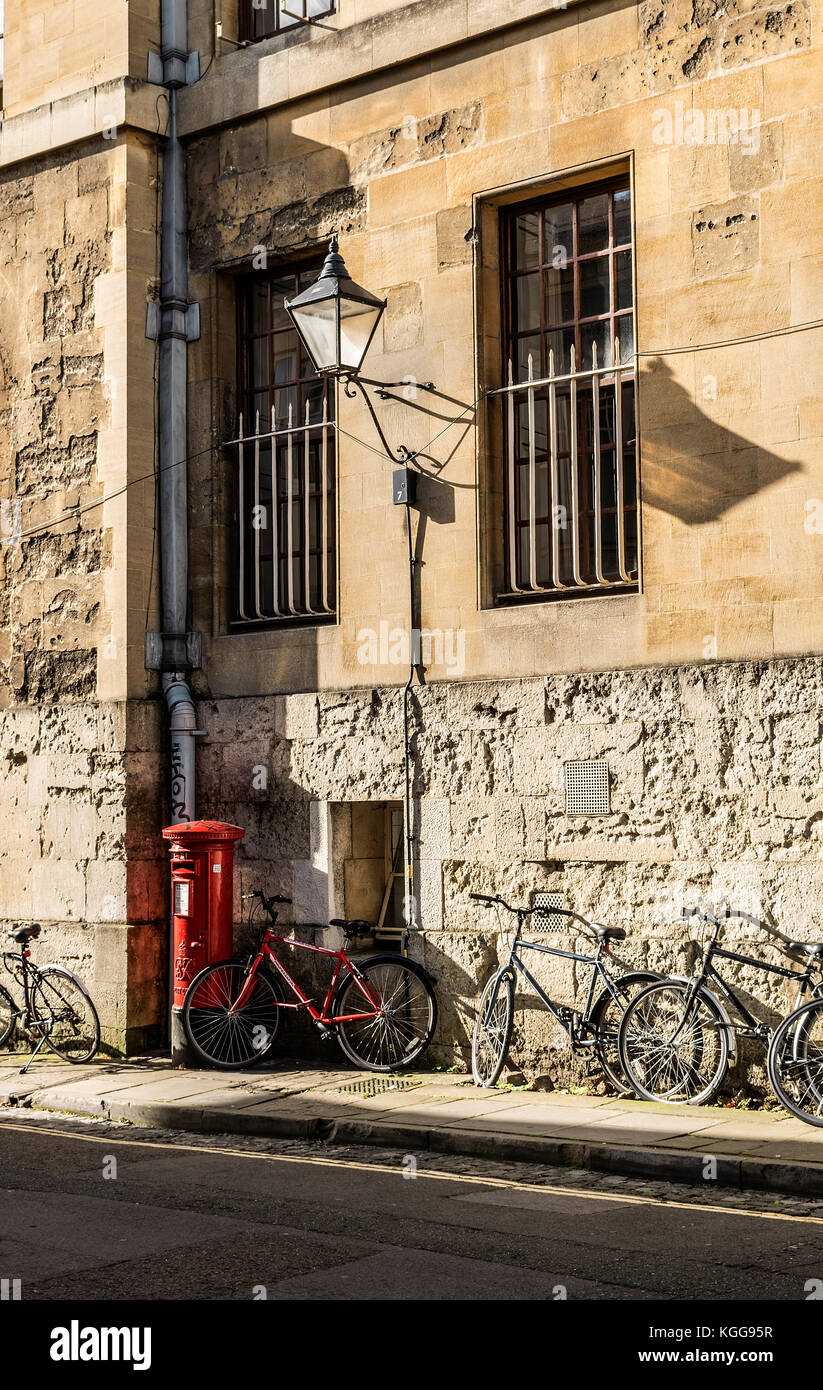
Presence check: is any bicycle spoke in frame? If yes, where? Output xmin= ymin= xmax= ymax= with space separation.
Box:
xmin=185 ymin=963 xmax=281 ymax=1068
xmin=335 ymin=962 xmax=435 ymax=1070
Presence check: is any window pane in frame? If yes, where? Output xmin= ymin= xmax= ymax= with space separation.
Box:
xmin=546 ymin=325 xmax=575 ymax=375
xmin=544 ymin=204 xmax=573 ymax=264
xmin=578 ymin=194 xmax=610 ymax=256
xmin=580 ymin=257 xmax=610 ymax=320
xmin=515 ymin=273 xmax=541 ymax=332
xmin=616 ymin=249 xmax=633 ymax=311
xmin=254 ymin=0 xmax=277 ymax=36
xmin=515 ymin=214 xmax=540 ymax=272
xmin=250 ymin=283 xmax=269 ymax=335
xmin=250 ymin=337 xmax=268 ymax=392
xmin=581 ymin=319 xmax=611 ymax=370
xmin=544 ymin=263 xmax=574 ymax=327
xmin=615 ymin=315 xmax=634 ymax=365
xmin=273 ymin=335 xmax=297 ymax=384
xmin=614 ymin=188 xmax=632 ymax=247
xmin=516 ymin=334 xmax=541 ymax=380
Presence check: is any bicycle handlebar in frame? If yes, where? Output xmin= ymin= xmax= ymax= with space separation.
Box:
xmin=469 ymin=893 xmax=610 ymax=935
xmin=242 ymin=891 xmax=293 ymax=908
xmin=681 ymin=904 xmax=732 ymax=928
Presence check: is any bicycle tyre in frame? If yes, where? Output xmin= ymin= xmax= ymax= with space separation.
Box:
xmin=590 ymin=971 xmax=663 ymax=1093
xmin=472 ymin=971 xmax=515 ymax=1088
xmin=767 ymin=998 xmax=823 ymax=1127
xmin=30 ymin=968 xmax=100 ymax=1063
xmin=0 ymin=984 xmax=17 ymax=1049
xmin=618 ymin=979 xmax=730 ymax=1105
xmin=183 ymin=959 xmax=284 ymax=1069
xmin=333 ymin=957 xmax=437 ymax=1071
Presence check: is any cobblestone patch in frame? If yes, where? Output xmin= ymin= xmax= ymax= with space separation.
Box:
xmin=4 ymin=1109 xmax=821 ymax=1221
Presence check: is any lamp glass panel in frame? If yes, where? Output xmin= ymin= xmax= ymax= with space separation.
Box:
xmin=338 ymin=300 xmax=383 ymax=371
xmin=291 ymin=299 xmax=339 ymax=373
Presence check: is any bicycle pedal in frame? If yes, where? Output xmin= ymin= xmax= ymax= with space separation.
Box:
xmin=314 ymin=1022 xmax=334 ymax=1043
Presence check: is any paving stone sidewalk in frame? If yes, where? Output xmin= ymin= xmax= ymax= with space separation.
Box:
xmin=1 ymin=1054 xmax=822 ymax=1196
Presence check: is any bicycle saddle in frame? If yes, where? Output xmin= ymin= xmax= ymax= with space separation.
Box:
xmin=329 ymin=918 xmax=370 ymax=935
xmin=7 ymin=924 xmax=41 ymax=944
xmin=591 ymin=924 xmax=626 ymax=942
xmin=788 ymin=941 xmax=823 ymax=958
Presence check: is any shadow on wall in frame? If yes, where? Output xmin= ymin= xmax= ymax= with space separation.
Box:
xmin=639 ymin=358 xmax=803 ymax=526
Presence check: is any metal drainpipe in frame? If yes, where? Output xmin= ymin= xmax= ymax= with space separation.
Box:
xmin=153 ymin=0 xmax=200 ymax=1061
xmin=157 ymin=1 xmax=196 ymax=825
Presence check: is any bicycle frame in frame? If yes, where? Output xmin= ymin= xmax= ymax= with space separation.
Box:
xmin=2 ymin=950 xmax=40 ymax=1029
xmin=501 ymin=910 xmax=625 ymax=1052
xmin=230 ymin=931 xmax=383 ymax=1026
xmin=677 ymin=920 xmax=821 ymax=1042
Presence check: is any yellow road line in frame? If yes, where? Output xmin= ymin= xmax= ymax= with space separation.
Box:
xmin=1 ymin=1116 xmax=821 ymax=1225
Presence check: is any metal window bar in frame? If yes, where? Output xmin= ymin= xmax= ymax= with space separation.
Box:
xmin=493 ymin=337 xmax=638 ymax=597
xmin=233 ymin=404 xmax=336 ymax=624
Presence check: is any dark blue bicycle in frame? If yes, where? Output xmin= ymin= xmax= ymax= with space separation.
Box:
xmin=470 ymin=893 xmax=660 ymax=1091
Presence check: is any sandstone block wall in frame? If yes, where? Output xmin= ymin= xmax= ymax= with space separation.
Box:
xmin=182 ymin=0 xmax=823 ymax=702
xmin=195 ymin=657 xmax=823 ymax=1089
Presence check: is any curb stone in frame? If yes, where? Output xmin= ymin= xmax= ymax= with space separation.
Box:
xmin=15 ymin=1089 xmax=823 ymax=1196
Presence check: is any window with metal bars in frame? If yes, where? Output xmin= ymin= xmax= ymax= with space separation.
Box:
xmin=234 ymin=265 xmax=336 ymax=626
xmin=497 ymin=177 xmax=639 ymax=600
xmin=240 ymin=0 xmax=335 ymax=41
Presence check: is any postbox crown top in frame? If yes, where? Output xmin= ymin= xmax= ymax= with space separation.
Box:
xmin=161 ymin=820 xmax=246 ymax=844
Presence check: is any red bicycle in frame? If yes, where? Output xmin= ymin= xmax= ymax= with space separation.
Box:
xmin=182 ymin=891 xmax=438 ymax=1071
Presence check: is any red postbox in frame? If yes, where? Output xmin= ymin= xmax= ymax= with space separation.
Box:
xmin=162 ymin=820 xmax=245 ymax=1062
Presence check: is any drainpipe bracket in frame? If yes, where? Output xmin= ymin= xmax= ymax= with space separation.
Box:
xmin=147 ymin=49 xmax=200 ymax=89
xmin=145 ymin=631 xmax=202 ymax=672
xmin=146 ymin=301 xmax=200 ymax=343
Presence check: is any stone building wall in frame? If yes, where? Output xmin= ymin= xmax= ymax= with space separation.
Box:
xmin=175 ymin=0 xmax=823 ymax=1084
xmin=0 ymin=123 xmax=168 ymax=1053
xmin=195 ymin=656 xmax=823 ymax=1089
xmin=1 ymin=0 xmax=822 ymax=1067
xmin=183 ymin=0 xmax=823 ymax=704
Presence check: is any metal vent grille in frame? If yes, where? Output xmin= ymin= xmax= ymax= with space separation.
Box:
xmin=326 ymin=1077 xmax=423 ymax=1098
xmin=531 ymin=891 xmax=566 ymax=932
xmin=564 ymin=759 xmax=610 ymax=815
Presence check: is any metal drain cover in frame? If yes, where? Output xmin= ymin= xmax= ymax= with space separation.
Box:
xmin=326 ymin=1077 xmax=423 ymax=1097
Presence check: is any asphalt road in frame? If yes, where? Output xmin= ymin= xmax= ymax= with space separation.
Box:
xmin=0 ymin=1115 xmax=821 ymax=1301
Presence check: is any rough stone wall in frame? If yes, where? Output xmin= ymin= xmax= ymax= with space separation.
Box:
xmin=194 ymin=657 xmax=823 ymax=1088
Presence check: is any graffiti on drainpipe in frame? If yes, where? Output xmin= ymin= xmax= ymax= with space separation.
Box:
xmin=170 ymin=742 xmax=190 ymax=823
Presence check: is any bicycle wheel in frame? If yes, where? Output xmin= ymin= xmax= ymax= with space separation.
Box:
xmin=183 ymin=960 xmax=283 ymax=1069
xmin=30 ymin=968 xmax=100 ymax=1063
xmin=0 ymin=984 xmax=17 ymax=1049
xmin=618 ymin=979 xmax=730 ymax=1105
xmin=334 ymin=958 xmax=437 ymax=1071
xmin=768 ymin=998 xmax=823 ymax=1127
xmin=590 ymin=972 xmax=662 ymax=1093
xmin=472 ymin=971 xmax=515 ymax=1088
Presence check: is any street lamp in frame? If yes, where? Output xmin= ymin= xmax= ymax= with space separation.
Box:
xmin=284 ymin=236 xmax=437 ymax=471
xmin=284 ymin=237 xmax=386 ymax=378
xmin=283 ymin=236 xmax=442 ymax=950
